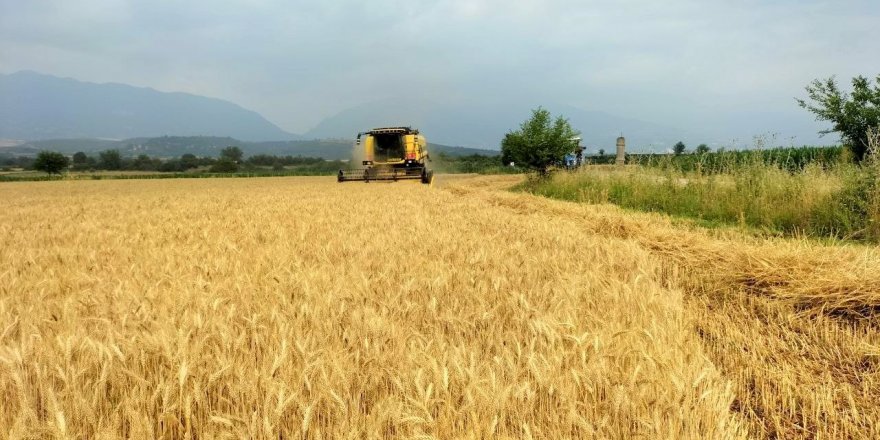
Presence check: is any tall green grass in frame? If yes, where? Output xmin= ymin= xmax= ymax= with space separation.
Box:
xmin=522 ymin=149 xmax=880 ymax=242
xmin=589 ymin=145 xmax=845 ymax=173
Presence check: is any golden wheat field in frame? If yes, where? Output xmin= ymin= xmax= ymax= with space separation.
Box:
xmin=1 ymin=175 xmax=879 ymax=439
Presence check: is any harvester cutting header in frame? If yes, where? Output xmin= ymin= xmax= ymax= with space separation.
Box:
xmin=338 ymin=126 xmax=434 ymax=184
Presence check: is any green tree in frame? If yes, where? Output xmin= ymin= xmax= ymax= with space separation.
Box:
xmin=220 ymin=146 xmax=244 ymax=163
xmin=180 ymin=154 xmax=199 ymax=170
xmin=131 ymin=154 xmax=160 ymax=171
xmin=158 ymin=159 xmax=183 ymax=172
xmin=673 ymin=141 xmax=687 ymax=156
xmin=500 ymin=148 xmax=513 ymax=166
xmin=598 ymin=148 xmax=605 ymax=156
xmin=71 ymin=151 xmax=93 ymax=171
xmin=695 ymin=144 xmax=711 ymax=154
xmin=501 ymin=107 xmax=580 ymax=175
xmin=210 ymin=158 xmax=239 ymax=173
xmin=797 ymin=74 xmax=880 ymax=162
xmin=33 ymin=151 xmax=69 ymax=174
xmin=99 ymin=149 xmax=122 ymax=170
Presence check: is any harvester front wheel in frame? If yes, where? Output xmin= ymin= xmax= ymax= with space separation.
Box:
xmin=421 ymin=169 xmax=434 ymax=184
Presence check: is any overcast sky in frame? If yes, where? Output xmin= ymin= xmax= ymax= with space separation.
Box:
xmin=1 ymin=0 xmax=878 ymax=143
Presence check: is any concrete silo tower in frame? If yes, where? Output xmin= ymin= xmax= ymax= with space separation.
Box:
xmin=615 ymin=136 xmax=626 ymax=166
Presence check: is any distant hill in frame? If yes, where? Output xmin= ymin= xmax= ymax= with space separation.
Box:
xmin=0 ymin=136 xmax=496 ymax=160
xmin=1 ymin=70 xmax=713 ymax=152
xmin=0 ymin=71 xmax=299 ymax=141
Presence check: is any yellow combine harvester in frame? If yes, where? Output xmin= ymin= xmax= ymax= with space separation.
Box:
xmin=337 ymin=126 xmax=434 ymax=184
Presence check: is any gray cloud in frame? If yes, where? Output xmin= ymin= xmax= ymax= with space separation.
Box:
xmin=2 ymin=0 xmax=878 ymax=144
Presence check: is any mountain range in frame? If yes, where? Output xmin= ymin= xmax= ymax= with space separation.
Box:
xmin=0 ymin=71 xmax=298 ymax=142
xmin=2 ymin=70 xmax=725 ymax=152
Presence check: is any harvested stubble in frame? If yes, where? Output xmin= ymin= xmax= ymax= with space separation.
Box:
xmin=453 ymin=175 xmax=880 ymax=439
xmin=0 ymin=175 xmax=877 ymax=439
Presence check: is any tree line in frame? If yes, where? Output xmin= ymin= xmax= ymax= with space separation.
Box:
xmin=7 ymin=146 xmax=346 ymax=175
xmin=12 ymin=145 xmax=519 ymax=176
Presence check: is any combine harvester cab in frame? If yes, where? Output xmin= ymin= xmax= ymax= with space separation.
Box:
xmin=338 ymin=127 xmax=434 ymax=184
